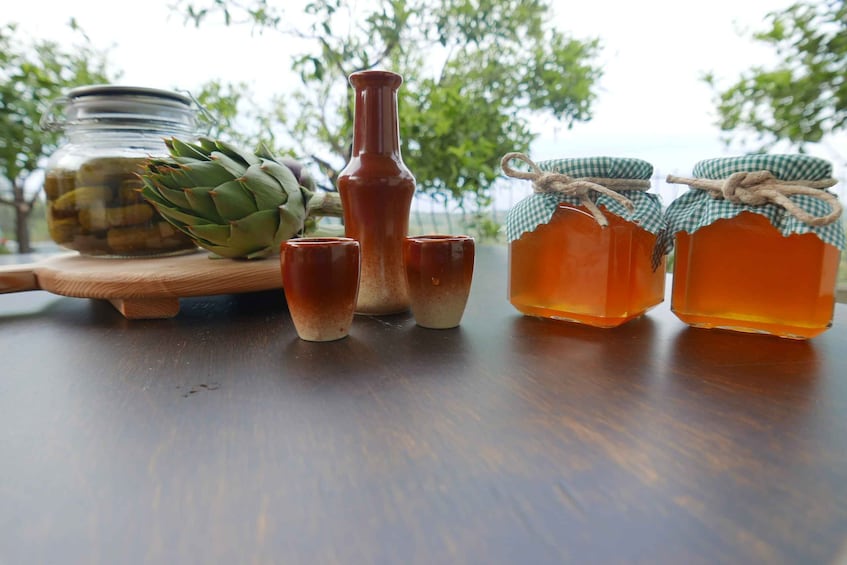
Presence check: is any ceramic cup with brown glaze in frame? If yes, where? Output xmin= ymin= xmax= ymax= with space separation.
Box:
xmin=280 ymin=237 xmax=360 ymax=342
xmin=403 ymin=235 xmax=475 ymax=329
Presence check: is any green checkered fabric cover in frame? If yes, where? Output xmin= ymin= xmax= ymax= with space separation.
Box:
xmin=539 ymin=156 xmax=654 ymax=179
xmin=505 ymin=156 xmax=666 ymax=242
xmin=665 ymin=154 xmax=845 ymax=250
xmin=693 ymin=154 xmax=831 ymax=180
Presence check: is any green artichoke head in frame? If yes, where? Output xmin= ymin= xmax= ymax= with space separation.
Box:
xmin=140 ymin=137 xmax=318 ymax=259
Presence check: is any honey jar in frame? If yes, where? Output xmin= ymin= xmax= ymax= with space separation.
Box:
xmin=502 ymin=153 xmax=669 ymax=328
xmin=41 ymin=85 xmax=200 ymax=257
xmin=665 ymin=154 xmax=845 ymax=339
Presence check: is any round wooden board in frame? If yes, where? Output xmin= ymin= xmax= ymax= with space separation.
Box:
xmin=0 ymin=251 xmax=283 ymax=319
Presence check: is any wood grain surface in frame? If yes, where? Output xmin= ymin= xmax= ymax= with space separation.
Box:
xmin=1 ymin=245 xmax=846 ymax=564
xmin=0 ymin=251 xmax=283 ymax=319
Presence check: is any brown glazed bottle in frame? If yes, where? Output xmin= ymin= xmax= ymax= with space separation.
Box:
xmin=337 ymin=70 xmax=416 ymax=315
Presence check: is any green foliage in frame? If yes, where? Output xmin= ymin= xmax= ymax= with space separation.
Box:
xmin=0 ymin=21 xmax=115 ymax=251
xmin=0 ymin=21 xmax=114 ymax=189
xmin=706 ymin=1 xmax=847 ymax=152
xmin=196 ymin=79 xmax=288 ymax=155
xmin=195 ymin=80 xmax=247 ymax=142
xmin=176 ymin=0 xmax=602 ymax=217
xmin=463 ymin=211 xmax=503 ymax=243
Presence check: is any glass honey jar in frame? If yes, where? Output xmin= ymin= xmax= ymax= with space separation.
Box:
xmin=41 ymin=85 xmax=200 ymax=257
xmin=665 ymin=154 xmax=845 ymax=339
xmin=502 ymin=154 xmax=669 ymax=328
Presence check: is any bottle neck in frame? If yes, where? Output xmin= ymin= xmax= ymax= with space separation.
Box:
xmin=350 ymin=73 xmax=402 ymax=158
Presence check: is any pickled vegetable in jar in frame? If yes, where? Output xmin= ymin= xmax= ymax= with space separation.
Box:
xmin=42 ymin=85 xmax=200 ymax=257
xmin=502 ymin=154 xmax=669 ymax=328
xmin=665 ymin=154 xmax=845 ymax=339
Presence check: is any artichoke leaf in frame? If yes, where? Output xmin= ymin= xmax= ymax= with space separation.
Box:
xmin=240 ymin=163 xmax=288 ymax=209
xmin=254 ymin=141 xmax=275 ymax=161
xmin=166 ymin=137 xmax=210 ymax=161
xmin=143 ymin=198 xmax=208 ymax=241
xmin=146 ymin=166 xmax=188 ymax=191
xmin=210 ymin=180 xmax=259 ymax=221
xmin=143 ymin=159 xmax=169 ymax=173
xmin=149 ymin=211 xmax=195 ymax=240
xmin=202 ymin=243 xmax=252 ymax=259
xmin=161 ymin=170 xmax=191 ymax=191
xmin=171 ymin=155 xmax=203 ymax=166
xmin=210 ymin=151 xmax=249 ymax=179
xmin=184 ymin=186 xmax=225 ymax=223
xmin=261 ymin=159 xmax=307 ymax=222
xmin=187 ymin=223 xmax=239 ymax=250
xmin=279 ymin=156 xmax=315 ymax=191
xmin=175 ymin=225 xmax=226 ymax=249
xmin=150 ymin=181 xmax=192 ymax=209
xmin=190 ymin=209 xmax=282 ymax=259
xmin=214 ymin=139 xmax=261 ymax=167
xmin=140 ymin=184 xmax=177 ymax=211
xmin=276 ymin=205 xmax=307 ymax=241
xmin=178 ymin=160 xmax=240 ymax=187
xmin=197 ymin=137 xmax=219 ymax=155
xmin=149 ymin=201 xmax=213 ymax=229
xmin=230 ymin=209 xmax=280 ymax=244
xmin=143 ymin=188 xmax=216 ymax=228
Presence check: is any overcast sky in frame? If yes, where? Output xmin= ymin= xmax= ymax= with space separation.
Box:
xmin=7 ymin=0 xmax=844 ymax=203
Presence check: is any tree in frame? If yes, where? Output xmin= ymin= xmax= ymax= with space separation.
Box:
xmin=0 ymin=21 xmax=115 ymax=253
xmin=178 ymin=0 xmax=602 ymax=237
xmin=705 ymin=1 xmax=846 ymax=157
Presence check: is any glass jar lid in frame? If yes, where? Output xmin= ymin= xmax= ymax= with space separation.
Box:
xmin=41 ymin=84 xmax=198 ymax=133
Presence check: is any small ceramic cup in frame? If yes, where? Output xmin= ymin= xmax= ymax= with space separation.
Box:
xmin=280 ymin=237 xmax=360 ymax=342
xmin=403 ymin=235 xmax=475 ymax=329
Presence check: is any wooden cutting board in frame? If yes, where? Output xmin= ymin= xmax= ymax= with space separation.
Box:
xmin=0 ymin=251 xmax=283 ymax=319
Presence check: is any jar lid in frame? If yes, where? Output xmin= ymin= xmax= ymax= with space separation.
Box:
xmin=665 ymin=154 xmax=845 ymax=250
xmin=41 ymin=84 xmax=197 ymax=133
xmin=65 ymin=84 xmax=192 ymax=105
xmin=504 ymin=155 xmax=666 ymax=242
xmin=693 ymin=154 xmax=832 ymax=181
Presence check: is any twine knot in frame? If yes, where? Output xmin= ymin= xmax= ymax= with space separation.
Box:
xmin=666 ymin=170 xmax=842 ymax=227
xmin=501 ymin=152 xmax=649 ymax=227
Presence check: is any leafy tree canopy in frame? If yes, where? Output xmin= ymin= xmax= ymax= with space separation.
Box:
xmin=0 ymin=20 xmax=115 ymax=251
xmin=178 ymin=0 xmax=602 ymax=214
xmin=706 ymin=0 xmax=846 ymax=155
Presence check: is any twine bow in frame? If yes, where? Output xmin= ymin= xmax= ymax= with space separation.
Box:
xmin=666 ymin=171 xmax=842 ymax=227
xmin=500 ymin=152 xmax=650 ymax=227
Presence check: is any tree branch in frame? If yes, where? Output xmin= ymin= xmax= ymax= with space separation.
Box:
xmin=26 ymin=189 xmax=41 ymax=207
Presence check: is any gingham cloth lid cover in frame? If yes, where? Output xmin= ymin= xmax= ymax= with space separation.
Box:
xmin=664 ymin=154 xmax=845 ymax=250
xmin=504 ymin=156 xmax=666 ymax=242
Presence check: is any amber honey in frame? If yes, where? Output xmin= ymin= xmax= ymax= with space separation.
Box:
xmin=509 ymin=203 xmax=666 ymax=327
xmin=672 ymin=211 xmax=840 ymax=339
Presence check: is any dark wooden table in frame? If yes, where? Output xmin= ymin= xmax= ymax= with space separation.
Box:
xmin=1 ymin=245 xmax=846 ymax=564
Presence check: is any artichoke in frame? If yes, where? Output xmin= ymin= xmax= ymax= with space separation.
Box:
xmin=140 ymin=137 xmax=341 ymax=259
